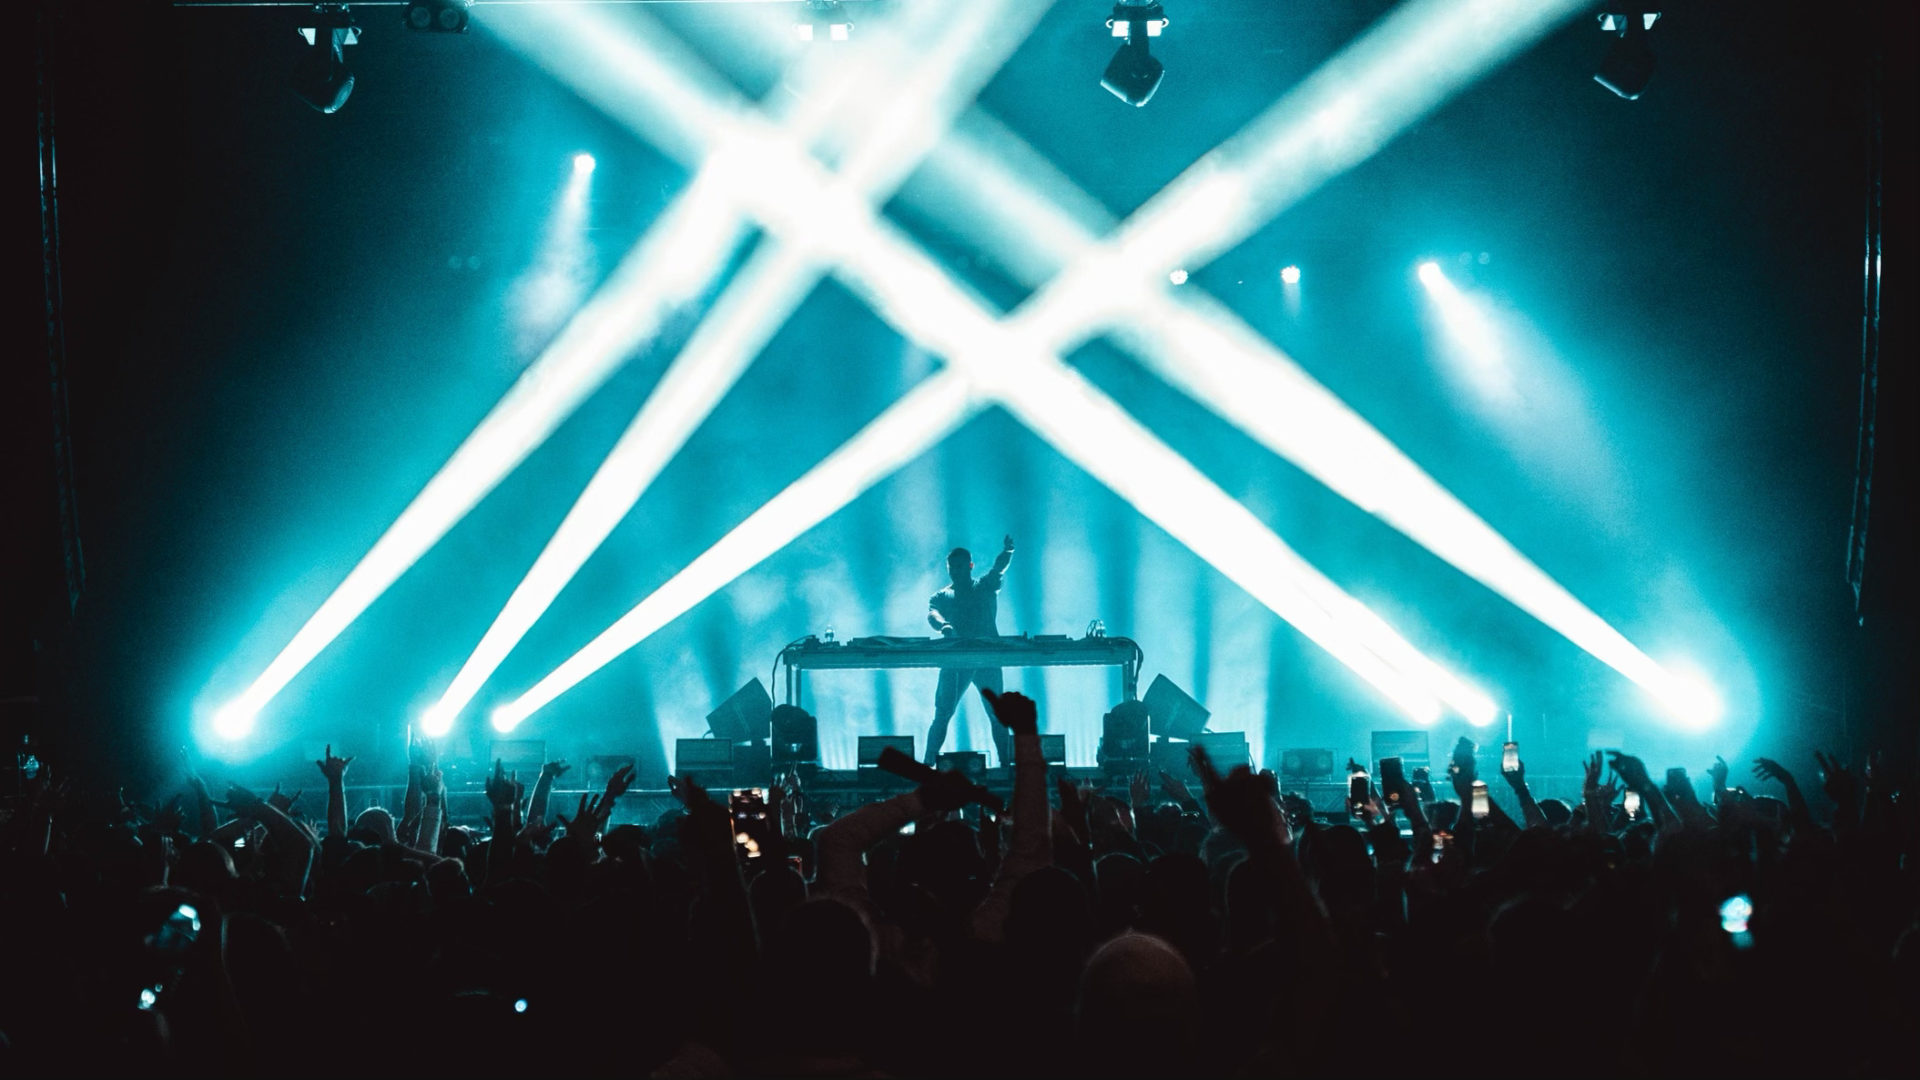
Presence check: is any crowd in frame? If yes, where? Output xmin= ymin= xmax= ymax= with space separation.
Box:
xmin=1 ymin=688 xmax=1913 ymax=1077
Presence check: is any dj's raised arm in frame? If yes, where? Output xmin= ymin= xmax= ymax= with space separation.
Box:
xmin=981 ymin=534 xmax=1014 ymax=589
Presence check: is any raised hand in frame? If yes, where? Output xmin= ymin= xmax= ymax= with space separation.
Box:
xmin=1158 ymin=768 xmax=1198 ymax=808
xmin=1813 ymin=751 xmax=1859 ymax=809
xmin=558 ymin=791 xmax=608 ymax=838
xmin=540 ymin=759 xmax=572 ymax=782
xmin=484 ymin=760 xmax=522 ymax=812
xmin=1128 ymin=769 xmax=1151 ymax=810
xmin=519 ymin=820 xmax=557 ymax=849
xmin=668 ymin=774 xmax=733 ymax=856
xmin=980 ymin=688 xmax=1038 ymax=737
xmin=1190 ymin=744 xmax=1291 ymax=849
xmin=316 ymin=745 xmax=353 ymax=783
xmin=1752 ymin=757 xmax=1799 ymax=790
xmin=267 ymin=784 xmax=302 ymax=815
xmin=221 ymin=782 xmax=269 ymax=818
xmin=602 ymin=763 xmax=637 ymax=802
xmin=1608 ymin=751 xmax=1655 ymax=793
xmin=1708 ymin=755 xmax=1730 ymax=790
xmin=1002 ymin=534 xmax=1015 ymax=553
xmin=669 ymin=773 xmax=727 ymax=821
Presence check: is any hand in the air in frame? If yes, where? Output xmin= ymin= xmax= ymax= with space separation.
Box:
xmin=1190 ymin=745 xmax=1291 ymax=849
xmin=316 ymin=745 xmax=353 ymax=783
xmin=980 ymin=688 xmax=1038 ymax=737
xmin=1002 ymin=534 xmax=1015 ymax=553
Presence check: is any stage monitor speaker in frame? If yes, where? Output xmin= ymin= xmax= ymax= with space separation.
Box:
xmin=674 ymin=738 xmax=734 ymax=789
xmin=489 ymin=739 xmax=546 ymax=776
xmin=586 ymin=755 xmax=636 ymax=790
xmin=1279 ymin=748 xmax=1335 ymax=779
xmin=1191 ymin=731 xmax=1249 ymax=771
xmin=1292 ymin=781 xmax=1350 ymax=817
xmin=1039 ymin=734 xmax=1067 ymax=765
xmin=707 ymin=678 xmax=773 ymax=743
xmin=733 ymin=742 xmax=772 ymax=788
xmin=1098 ymin=700 xmax=1151 ymax=766
xmin=771 ymin=704 xmax=818 ymax=766
xmin=937 ymin=751 xmax=987 ymax=780
xmin=1370 ymin=730 xmax=1431 ymax=771
xmin=1143 ymin=675 xmax=1210 ymax=739
xmin=857 ymin=735 xmax=914 ymax=767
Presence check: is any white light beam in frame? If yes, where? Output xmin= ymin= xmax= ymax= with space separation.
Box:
xmin=434 ymin=0 xmax=1051 ymax=733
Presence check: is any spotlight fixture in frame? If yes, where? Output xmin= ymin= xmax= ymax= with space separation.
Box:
xmin=1102 ymin=1 xmax=1168 ymax=107
xmin=796 ymin=0 xmax=853 ymax=43
xmin=404 ymin=0 xmax=471 ymax=35
xmin=1594 ymin=7 xmax=1660 ymax=100
xmin=291 ymin=8 xmax=360 ymax=115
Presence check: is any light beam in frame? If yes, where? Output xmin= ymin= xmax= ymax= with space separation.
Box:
xmin=430 ymin=0 xmax=1050 ymax=732
xmin=485 ymin=27 xmax=1473 ymax=726
xmin=210 ymin=170 xmax=750 ymax=739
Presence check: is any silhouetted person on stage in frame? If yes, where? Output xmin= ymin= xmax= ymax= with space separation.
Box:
xmin=925 ymin=535 xmax=1015 ymax=765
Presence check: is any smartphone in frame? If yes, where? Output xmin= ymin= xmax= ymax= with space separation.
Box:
xmin=1450 ymin=736 xmax=1476 ymax=778
xmin=1719 ymin=894 xmax=1753 ymax=949
xmin=1666 ymin=767 xmax=1689 ymax=799
xmin=1470 ymin=780 xmax=1490 ymax=819
xmin=139 ymin=904 xmax=202 ymax=1011
xmin=729 ymin=788 xmax=769 ymax=858
xmin=1348 ymin=769 xmax=1370 ymax=818
xmin=1501 ymin=741 xmax=1520 ymax=774
xmin=1379 ymin=756 xmax=1405 ymax=809
xmin=1623 ymin=789 xmax=1642 ymax=819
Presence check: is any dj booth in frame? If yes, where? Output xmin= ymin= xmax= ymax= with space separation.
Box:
xmin=777 ymin=633 xmax=1144 ymax=705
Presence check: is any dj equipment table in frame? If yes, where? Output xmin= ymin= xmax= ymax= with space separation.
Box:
xmin=778 ymin=634 xmax=1143 ymax=705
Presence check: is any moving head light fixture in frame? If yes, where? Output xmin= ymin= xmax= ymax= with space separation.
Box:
xmin=796 ymin=0 xmax=853 ymax=43
xmin=1594 ymin=7 xmax=1660 ymax=100
xmin=1102 ymin=1 xmax=1168 ymax=108
xmin=404 ymin=0 xmax=472 ymax=35
xmin=292 ymin=5 xmax=360 ymax=114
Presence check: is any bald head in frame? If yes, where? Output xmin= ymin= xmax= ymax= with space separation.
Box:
xmin=1077 ymin=932 xmax=1200 ymax=1075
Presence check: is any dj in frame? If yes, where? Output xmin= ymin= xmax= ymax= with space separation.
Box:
xmin=924 ymin=535 xmax=1015 ymax=765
